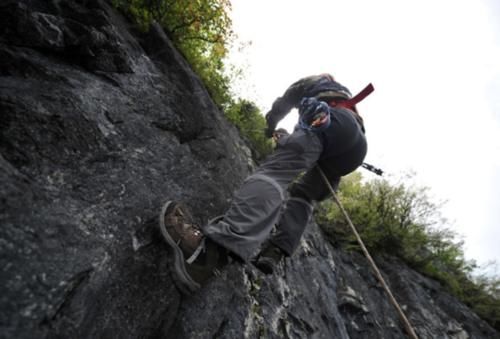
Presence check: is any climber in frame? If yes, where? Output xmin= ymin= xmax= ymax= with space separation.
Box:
xmin=159 ymin=73 xmax=373 ymax=294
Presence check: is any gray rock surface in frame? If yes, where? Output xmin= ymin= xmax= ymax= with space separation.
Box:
xmin=1 ymin=1 xmax=499 ymax=338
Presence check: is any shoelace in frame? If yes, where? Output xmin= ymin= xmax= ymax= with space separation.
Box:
xmin=185 ymin=238 xmax=222 ymax=277
xmin=186 ymin=237 xmax=206 ymax=264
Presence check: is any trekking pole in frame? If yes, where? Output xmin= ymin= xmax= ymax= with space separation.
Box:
xmin=317 ymin=166 xmax=419 ymax=339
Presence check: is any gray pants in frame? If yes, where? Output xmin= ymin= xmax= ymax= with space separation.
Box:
xmin=204 ymin=104 xmax=367 ymax=261
xmin=203 ymin=129 xmax=336 ymax=261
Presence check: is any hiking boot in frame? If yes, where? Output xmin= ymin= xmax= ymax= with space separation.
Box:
xmin=253 ymin=243 xmax=286 ymax=275
xmin=159 ymin=201 xmax=228 ymax=294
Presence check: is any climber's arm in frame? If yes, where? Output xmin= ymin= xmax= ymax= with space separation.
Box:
xmin=264 ymin=75 xmax=322 ymax=137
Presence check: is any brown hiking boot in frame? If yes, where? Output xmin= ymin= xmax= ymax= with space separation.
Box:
xmin=253 ymin=242 xmax=286 ymax=275
xmin=159 ymin=201 xmax=228 ymax=294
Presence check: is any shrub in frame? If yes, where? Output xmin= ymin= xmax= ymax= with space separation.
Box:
xmin=316 ymin=172 xmax=500 ymax=330
xmin=224 ymin=99 xmax=273 ymax=160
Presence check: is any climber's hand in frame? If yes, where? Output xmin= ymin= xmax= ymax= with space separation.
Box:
xmin=272 ymin=128 xmax=289 ymax=142
xmin=264 ymin=111 xmax=278 ymax=138
xmin=264 ymin=127 xmax=275 ymax=139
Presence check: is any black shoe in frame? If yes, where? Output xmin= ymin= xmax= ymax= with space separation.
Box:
xmin=253 ymin=243 xmax=286 ymax=275
xmin=159 ymin=201 xmax=228 ymax=294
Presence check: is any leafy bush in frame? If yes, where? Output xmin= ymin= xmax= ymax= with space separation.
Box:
xmin=316 ymin=172 xmax=500 ymax=330
xmin=224 ymin=99 xmax=273 ymax=160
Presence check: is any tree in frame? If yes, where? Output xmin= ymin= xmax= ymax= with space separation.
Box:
xmin=113 ymin=0 xmax=234 ymax=107
xmin=315 ymin=172 xmax=500 ymax=330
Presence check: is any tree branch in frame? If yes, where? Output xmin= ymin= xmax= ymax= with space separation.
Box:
xmin=180 ymin=34 xmax=222 ymax=44
xmin=170 ymin=11 xmax=220 ymax=35
xmin=170 ymin=17 xmax=200 ymax=34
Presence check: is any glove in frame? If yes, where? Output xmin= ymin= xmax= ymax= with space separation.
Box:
xmin=272 ymin=128 xmax=289 ymax=142
xmin=298 ymin=97 xmax=331 ymax=131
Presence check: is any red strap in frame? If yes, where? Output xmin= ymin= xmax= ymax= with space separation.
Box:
xmin=329 ymin=83 xmax=374 ymax=109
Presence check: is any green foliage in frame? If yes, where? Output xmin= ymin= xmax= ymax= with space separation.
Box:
xmin=225 ymin=99 xmax=273 ymax=160
xmin=316 ymin=172 xmax=500 ymax=330
xmin=317 ymin=173 xmax=442 ymax=262
xmin=112 ymin=0 xmax=234 ymax=108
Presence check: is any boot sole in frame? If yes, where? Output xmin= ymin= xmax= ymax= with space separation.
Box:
xmin=159 ymin=201 xmax=200 ymax=294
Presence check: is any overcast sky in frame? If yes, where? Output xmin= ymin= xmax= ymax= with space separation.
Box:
xmin=227 ymin=0 xmax=500 ymax=271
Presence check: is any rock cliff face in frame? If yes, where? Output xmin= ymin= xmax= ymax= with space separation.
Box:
xmin=1 ymin=1 xmax=499 ymax=338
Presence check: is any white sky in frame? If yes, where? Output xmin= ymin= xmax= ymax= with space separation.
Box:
xmin=227 ymin=0 xmax=500 ymax=270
